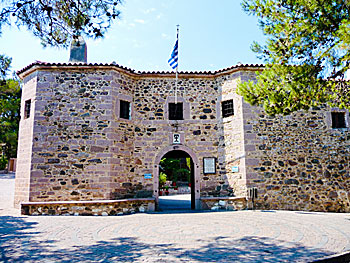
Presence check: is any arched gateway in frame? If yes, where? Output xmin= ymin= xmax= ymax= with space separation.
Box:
xmin=153 ymin=145 xmax=200 ymax=210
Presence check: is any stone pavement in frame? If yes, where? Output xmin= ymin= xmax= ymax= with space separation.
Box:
xmin=1 ymin=174 xmax=350 ymax=262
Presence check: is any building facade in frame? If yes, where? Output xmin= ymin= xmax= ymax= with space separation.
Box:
xmin=14 ymin=61 xmax=350 ymax=215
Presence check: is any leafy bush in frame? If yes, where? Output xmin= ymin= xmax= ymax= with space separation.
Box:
xmin=0 ymin=155 xmax=7 ymax=170
xmin=159 ymin=172 xmax=167 ymax=186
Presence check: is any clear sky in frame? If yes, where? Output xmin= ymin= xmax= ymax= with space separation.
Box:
xmin=0 ymin=0 xmax=266 ymax=73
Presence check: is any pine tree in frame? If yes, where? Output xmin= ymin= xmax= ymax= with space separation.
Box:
xmin=238 ymin=0 xmax=350 ymax=115
xmin=0 ymin=0 xmax=123 ymax=47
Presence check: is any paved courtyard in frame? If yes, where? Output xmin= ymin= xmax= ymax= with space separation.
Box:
xmin=1 ymin=174 xmax=350 ymax=262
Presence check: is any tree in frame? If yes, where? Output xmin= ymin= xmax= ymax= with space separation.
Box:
xmin=238 ymin=0 xmax=350 ymax=115
xmin=159 ymin=158 xmax=191 ymax=183
xmin=0 ymin=55 xmax=21 ymax=169
xmin=0 ymin=0 xmax=123 ymax=47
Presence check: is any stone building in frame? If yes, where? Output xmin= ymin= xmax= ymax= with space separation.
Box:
xmin=14 ymin=46 xmax=350 ymax=215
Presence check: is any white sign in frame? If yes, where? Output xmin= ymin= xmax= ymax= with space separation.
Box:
xmin=173 ymin=133 xmax=181 ymax=144
xmin=203 ymin=157 xmax=216 ymax=174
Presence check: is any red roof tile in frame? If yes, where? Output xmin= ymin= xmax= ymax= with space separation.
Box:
xmin=17 ymin=61 xmax=264 ymax=77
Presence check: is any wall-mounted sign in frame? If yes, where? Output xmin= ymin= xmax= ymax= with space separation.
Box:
xmin=144 ymin=173 xmax=152 ymax=179
xmin=203 ymin=157 xmax=216 ymax=174
xmin=173 ymin=133 xmax=181 ymax=144
xmin=231 ymin=166 xmax=239 ymax=173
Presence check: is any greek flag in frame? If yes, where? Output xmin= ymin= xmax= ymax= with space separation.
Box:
xmin=168 ymin=39 xmax=178 ymax=70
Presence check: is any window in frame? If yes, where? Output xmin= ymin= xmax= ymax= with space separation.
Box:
xmin=24 ymin=100 xmax=31 ymax=119
xmin=169 ymin=103 xmax=183 ymax=120
xmin=120 ymin=100 xmax=131 ymax=120
xmin=222 ymin=100 xmax=234 ymax=118
xmin=331 ymin=112 xmax=346 ymax=128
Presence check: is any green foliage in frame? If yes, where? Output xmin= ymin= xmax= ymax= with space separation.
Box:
xmin=159 ymin=172 xmax=167 ymax=186
xmin=0 ymin=56 xmax=21 ymax=161
xmin=0 ymin=0 xmax=123 ymax=47
xmin=160 ymin=158 xmax=191 ymax=183
xmin=238 ymin=0 xmax=350 ymax=114
xmin=0 ymin=55 xmax=12 ymax=79
xmin=0 ymin=155 xmax=8 ymax=170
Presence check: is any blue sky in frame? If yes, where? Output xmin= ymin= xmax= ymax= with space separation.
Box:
xmin=0 ymin=0 xmax=266 ymax=73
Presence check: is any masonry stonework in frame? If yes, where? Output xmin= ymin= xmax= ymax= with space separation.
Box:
xmin=15 ymin=63 xmax=350 ymax=214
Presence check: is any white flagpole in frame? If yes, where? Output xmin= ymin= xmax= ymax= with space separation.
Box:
xmin=175 ymin=25 xmax=179 ymax=104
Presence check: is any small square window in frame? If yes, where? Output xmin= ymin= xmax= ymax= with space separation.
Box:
xmin=24 ymin=100 xmax=31 ymax=119
xmin=120 ymin=100 xmax=131 ymax=120
xmin=331 ymin=112 xmax=346 ymax=128
xmin=169 ymin=103 xmax=183 ymax=120
xmin=222 ymin=100 xmax=234 ymax=118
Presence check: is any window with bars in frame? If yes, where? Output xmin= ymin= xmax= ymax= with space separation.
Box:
xmin=169 ymin=103 xmax=183 ymax=120
xmin=331 ymin=112 xmax=346 ymax=128
xmin=120 ymin=100 xmax=131 ymax=120
xmin=221 ymin=100 xmax=234 ymax=118
xmin=24 ymin=99 xmax=31 ymax=119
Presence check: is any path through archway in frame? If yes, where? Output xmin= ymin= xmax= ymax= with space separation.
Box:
xmin=158 ymin=150 xmax=195 ymax=211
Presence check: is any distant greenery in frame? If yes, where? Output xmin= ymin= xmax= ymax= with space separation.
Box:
xmin=159 ymin=158 xmax=191 ymax=184
xmin=159 ymin=172 xmax=167 ymax=186
xmin=238 ymin=0 xmax=350 ymax=115
xmin=0 ymin=55 xmax=21 ymax=170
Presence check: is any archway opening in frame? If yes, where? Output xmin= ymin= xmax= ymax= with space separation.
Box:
xmin=158 ymin=150 xmax=195 ymax=210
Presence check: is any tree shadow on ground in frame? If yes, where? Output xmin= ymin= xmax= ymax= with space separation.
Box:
xmin=175 ymin=236 xmax=332 ymax=262
xmin=0 ymin=216 xmax=336 ymax=262
xmin=0 ymin=216 xmax=42 ymax=262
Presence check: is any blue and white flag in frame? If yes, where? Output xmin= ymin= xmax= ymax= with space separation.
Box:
xmin=168 ymin=39 xmax=178 ymax=70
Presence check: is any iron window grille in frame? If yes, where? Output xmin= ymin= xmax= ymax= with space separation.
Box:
xmin=222 ymin=100 xmax=234 ymax=118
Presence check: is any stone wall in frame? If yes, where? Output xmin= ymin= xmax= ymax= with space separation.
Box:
xmin=15 ymin=68 xmax=146 ymax=204
xmin=132 ymin=76 xmax=229 ymax=199
xmin=21 ymin=198 xmax=155 ymax=215
xmin=216 ymin=72 xmax=249 ymax=197
xmin=200 ymin=196 xmax=248 ymax=211
xmin=26 ymin=69 xmax=117 ymax=202
xmin=243 ymin=100 xmax=350 ymax=212
xmin=14 ymin=72 xmax=37 ymax=207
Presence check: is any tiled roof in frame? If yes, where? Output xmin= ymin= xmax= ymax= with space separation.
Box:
xmin=17 ymin=61 xmax=264 ymax=77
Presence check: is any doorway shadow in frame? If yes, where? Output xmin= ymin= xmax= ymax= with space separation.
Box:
xmin=158 ymin=194 xmax=191 ymax=212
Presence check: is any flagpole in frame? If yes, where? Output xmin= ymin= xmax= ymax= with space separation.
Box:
xmin=175 ymin=25 xmax=179 ymax=104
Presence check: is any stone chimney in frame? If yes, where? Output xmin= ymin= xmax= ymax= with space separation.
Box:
xmin=69 ymin=36 xmax=87 ymax=63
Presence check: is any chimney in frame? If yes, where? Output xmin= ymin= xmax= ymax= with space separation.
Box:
xmin=69 ymin=36 xmax=87 ymax=63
